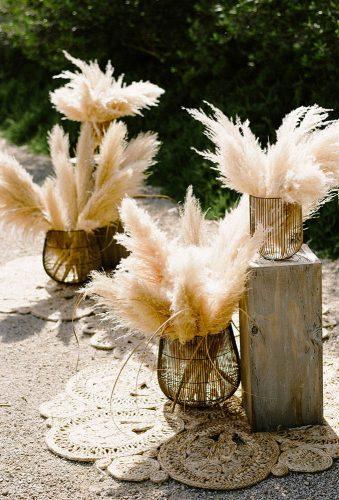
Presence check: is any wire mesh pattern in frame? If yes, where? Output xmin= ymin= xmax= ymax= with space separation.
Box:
xmin=157 ymin=326 xmax=240 ymax=408
xmin=95 ymin=223 xmax=129 ymax=270
xmin=250 ymin=196 xmax=303 ymax=260
xmin=43 ymin=230 xmax=102 ymax=284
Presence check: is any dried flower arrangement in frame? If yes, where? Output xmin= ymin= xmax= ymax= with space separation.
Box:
xmin=188 ymin=103 xmax=338 ymax=212
xmin=85 ymin=189 xmax=263 ymax=405
xmin=0 ymin=122 xmax=159 ymax=282
xmin=188 ymin=104 xmax=338 ymax=259
xmin=50 ymin=51 xmax=164 ymax=144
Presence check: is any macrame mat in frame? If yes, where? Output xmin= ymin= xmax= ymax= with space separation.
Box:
xmin=0 ymin=256 xmax=93 ymax=321
xmin=158 ymin=420 xmax=280 ymax=490
xmin=40 ymin=341 xmax=339 ymax=490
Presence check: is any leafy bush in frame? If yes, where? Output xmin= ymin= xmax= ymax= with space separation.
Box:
xmin=0 ymin=0 xmax=338 ymax=256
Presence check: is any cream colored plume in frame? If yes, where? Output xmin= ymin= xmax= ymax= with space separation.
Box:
xmin=50 ymin=51 xmax=164 ymax=123
xmin=187 ymin=103 xmax=267 ymax=196
xmin=306 ymin=120 xmax=339 ymax=185
xmin=0 ymin=117 xmax=157 ymax=238
xmin=42 ymin=177 xmax=66 ymax=230
xmin=85 ymin=189 xmax=263 ymax=343
xmin=116 ymin=197 xmax=171 ymax=286
xmin=0 ymin=152 xmax=49 ymax=238
xmin=121 ymin=131 xmax=160 ymax=172
xmin=75 ymin=122 xmax=94 ymax=212
xmin=85 ymin=270 xmax=171 ymax=337
xmin=209 ymin=195 xmax=250 ymax=269
xmin=95 ymin=121 xmax=127 ymax=190
xmin=77 ymin=124 xmax=159 ymax=231
xmin=48 ymin=125 xmax=78 ymax=229
xmin=189 ymin=103 xmax=338 ymax=215
xmin=169 ymin=249 xmax=211 ymax=343
xmin=178 ymin=185 xmax=209 ymax=246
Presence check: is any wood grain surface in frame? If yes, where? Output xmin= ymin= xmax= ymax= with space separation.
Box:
xmin=240 ymin=245 xmax=323 ymax=431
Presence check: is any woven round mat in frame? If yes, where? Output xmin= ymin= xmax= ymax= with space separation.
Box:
xmin=277 ymin=445 xmax=333 ymax=473
xmin=158 ymin=419 xmax=280 ymax=490
xmin=0 ymin=256 xmax=93 ymax=321
xmin=45 ymin=404 xmax=184 ymax=462
xmin=41 ymin=355 xmax=184 ymax=462
xmin=40 ymin=342 xmax=338 ymax=490
xmin=108 ymin=456 xmax=160 ymax=482
xmin=275 ymin=424 xmax=339 ymax=459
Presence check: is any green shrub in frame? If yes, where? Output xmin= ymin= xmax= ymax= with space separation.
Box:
xmin=0 ymin=0 xmax=338 ymax=257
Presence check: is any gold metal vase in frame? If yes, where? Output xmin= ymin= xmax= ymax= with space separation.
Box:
xmin=43 ymin=230 xmax=102 ymax=285
xmin=250 ymin=195 xmax=303 ymax=260
xmin=157 ymin=326 xmax=240 ymax=409
xmin=94 ymin=222 xmax=129 ymax=270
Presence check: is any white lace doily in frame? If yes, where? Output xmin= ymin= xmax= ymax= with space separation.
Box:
xmin=41 ymin=354 xmax=184 ymax=462
xmin=45 ymin=404 xmax=184 ymax=462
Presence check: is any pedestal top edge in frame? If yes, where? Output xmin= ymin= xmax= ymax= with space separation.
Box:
xmin=250 ymin=244 xmax=321 ymax=268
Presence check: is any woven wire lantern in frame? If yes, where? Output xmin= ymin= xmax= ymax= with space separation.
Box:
xmin=43 ymin=230 xmax=102 ymax=284
xmin=95 ymin=222 xmax=129 ymax=270
xmin=157 ymin=326 xmax=240 ymax=409
xmin=250 ymin=196 xmax=303 ymax=260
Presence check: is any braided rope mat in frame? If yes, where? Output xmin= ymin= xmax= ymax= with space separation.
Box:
xmin=40 ymin=341 xmax=338 ymax=490
xmin=158 ymin=420 xmax=280 ymax=489
xmin=0 ymin=256 xmax=93 ymax=321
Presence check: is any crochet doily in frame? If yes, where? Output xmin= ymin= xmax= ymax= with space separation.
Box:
xmin=0 ymin=256 xmax=93 ymax=321
xmin=45 ymin=404 xmax=184 ymax=462
xmin=40 ymin=347 xmax=339 ymax=490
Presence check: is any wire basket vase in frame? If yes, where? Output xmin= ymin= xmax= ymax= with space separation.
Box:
xmin=43 ymin=230 xmax=102 ymax=285
xmin=95 ymin=223 xmax=129 ymax=270
xmin=250 ymin=196 xmax=303 ymax=260
xmin=157 ymin=326 xmax=240 ymax=409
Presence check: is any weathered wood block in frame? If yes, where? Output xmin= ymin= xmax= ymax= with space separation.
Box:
xmin=239 ymin=245 xmax=323 ymax=432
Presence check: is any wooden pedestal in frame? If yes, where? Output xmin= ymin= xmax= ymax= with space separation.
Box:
xmin=239 ymin=245 xmax=323 ymax=431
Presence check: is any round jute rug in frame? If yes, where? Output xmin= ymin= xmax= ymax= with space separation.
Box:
xmin=40 ymin=351 xmax=338 ymax=490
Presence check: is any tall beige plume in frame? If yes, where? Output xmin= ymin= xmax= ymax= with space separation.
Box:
xmin=85 ymin=189 xmax=263 ymax=343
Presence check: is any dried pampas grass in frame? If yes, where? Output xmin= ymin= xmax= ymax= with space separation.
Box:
xmin=77 ymin=122 xmax=160 ymax=231
xmin=188 ymin=103 xmax=338 ymax=216
xmin=0 ymin=152 xmax=49 ymax=238
xmin=85 ymin=189 xmax=263 ymax=344
xmin=50 ymin=51 xmax=164 ymax=126
xmin=0 ymin=122 xmax=159 ymax=238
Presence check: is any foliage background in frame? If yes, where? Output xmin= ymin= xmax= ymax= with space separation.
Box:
xmin=0 ymin=0 xmax=338 ymax=256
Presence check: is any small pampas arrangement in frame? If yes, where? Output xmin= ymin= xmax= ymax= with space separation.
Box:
xmin=188 ymin=103 xmax=338 ymax=214
xmin=0 ymin=122 xmax=159 ymax=283
xmin=188 ymin=104 xmax=339 ymax=259
xmin=85 ymin=189 xmax=263 ymax=406
xmin=50 ymin=51 xmax=164 ymax=143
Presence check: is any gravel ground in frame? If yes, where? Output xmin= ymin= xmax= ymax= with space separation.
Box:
xmin=0 ymin=138 xmax=338 ymax=499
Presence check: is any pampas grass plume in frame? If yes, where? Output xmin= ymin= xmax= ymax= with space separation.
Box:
xmin=85 ymin=190 xmax=263 ymax=343
xmin=189 ymin=103 xmax=338 ymax=216
xmin=0 ymin=117 xmax=158 ymax=237
xmin=50 ymin=51 xmax=164 ymax=123
xmin=0 ymin=152 xmax=49 ymax=238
